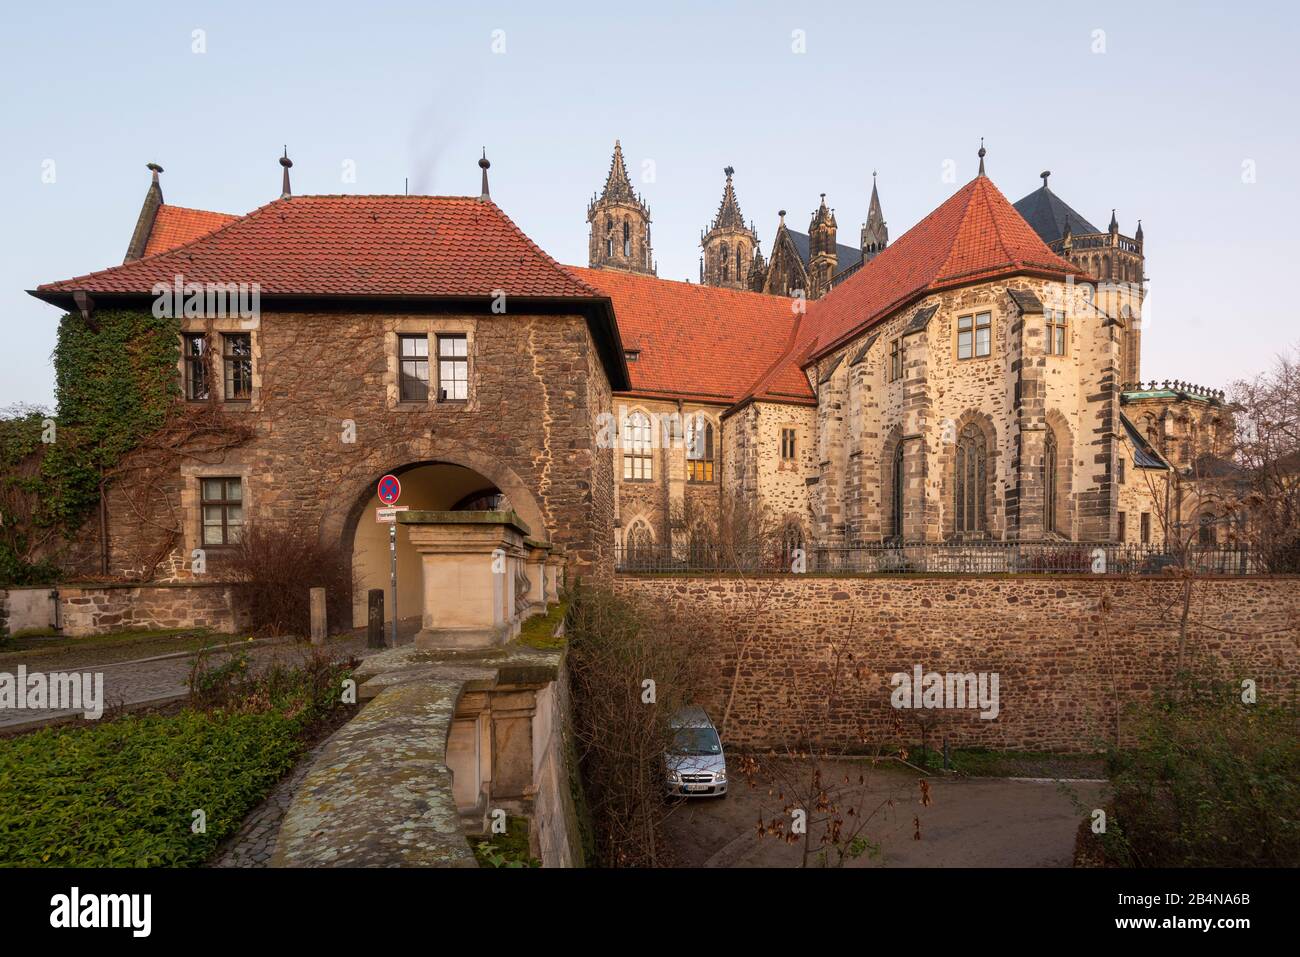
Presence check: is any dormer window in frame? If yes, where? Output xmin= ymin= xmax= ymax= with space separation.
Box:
xmin=624 ymin=348 xmax=641 ymax=363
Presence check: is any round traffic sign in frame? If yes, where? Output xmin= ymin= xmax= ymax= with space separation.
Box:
xmin=377 ymin=474 xmax=402 ymax=506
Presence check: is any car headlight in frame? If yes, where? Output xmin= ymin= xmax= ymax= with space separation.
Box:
xmin=714 ymin=769 xmax=727 ymax=782
xmin=666 ymin=770 xmax=680 ymax=783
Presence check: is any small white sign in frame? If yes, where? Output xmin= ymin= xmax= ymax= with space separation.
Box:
xmin=376 ymin=505 xmax=410 ymax=523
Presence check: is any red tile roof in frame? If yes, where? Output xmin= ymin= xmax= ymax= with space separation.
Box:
xmin=142 ymin=205 xmax=238 ymax=257
xmin=570 ymin=266 xmax=814 ymax=404
xmin=798 ymin=175 xmax=1080 ymax=363
xmin=38 ymin=195 xmax=601 ymax=301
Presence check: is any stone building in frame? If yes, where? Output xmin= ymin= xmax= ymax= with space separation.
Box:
xmin=32 ymin=144 xmax=1217 ymax=617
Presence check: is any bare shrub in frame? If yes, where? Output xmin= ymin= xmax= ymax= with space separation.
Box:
xmin=220 ymin=522 xmax=354 ymax=637
xmin=564 ymin=581 xmax=707 ymax=867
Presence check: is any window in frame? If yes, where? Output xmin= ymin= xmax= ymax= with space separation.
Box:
xmin=889 ymin=338 xmax=904 ymax=381
xmin=623 ymin=221 xmax=631 ymax=257
xmin=1043 ymin=430 xmax=1058 ymax=533
xmin=398 ymin=335 xmax=429 ymax=401
xmin=183 ymin=333 xmax=209 ymax=401
xmin=686 ymin=417 xmax=714 ymax=483
xmin=1046 ymin=308 xmax=1067 ymax=356
xmin=437 ymin=334 xmax=468 ymax=402
xmin=1116 ymin=456 xmax=1126 ymax=485
xmin=1117 ymin=511 xmax=1127 ymax=543
xmin=200 ymin=477 xmax=243 ymax=546
xmin=222 ymin=333 xmax=252 ymax=400
xmin=780 ymin=427 xmax=797 ymax=461
xmin=779 ymin=522 xmax=803 ymax=571
xmin=623 ymin=411 xmax=652 ymax=481
xmin=954 ymin=423 xmax=987 ymax=535
xmin=1140 ymin=512 xmax=1151 ymax=544
xmin=624 ymin=521 xmax=654 ymax=569
xmin=1198 ymin=512 xmax=1217 ymax=546
xmin=957 ymin=312 xmax=991 ymax=360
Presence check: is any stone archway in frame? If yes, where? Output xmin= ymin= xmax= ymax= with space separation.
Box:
xmin=323 ymin=443 xmax=548 ymax=629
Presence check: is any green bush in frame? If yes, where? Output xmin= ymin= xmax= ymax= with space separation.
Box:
xmin=0 ymin=653 xmax=352 ymax=867
xmin=1101 ymin=689 xmax=1299 ymax=867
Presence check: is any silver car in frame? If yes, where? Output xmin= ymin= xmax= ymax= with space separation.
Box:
xmin=665 ymin=706 xmax=728 ymax=798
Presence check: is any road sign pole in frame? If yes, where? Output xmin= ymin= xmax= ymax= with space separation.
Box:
xmin=389 ymin=521 xmax=398 ymax=648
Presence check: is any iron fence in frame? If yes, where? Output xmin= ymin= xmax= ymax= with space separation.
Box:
xmin=614 ymin=541 xmax=1261 ymax=576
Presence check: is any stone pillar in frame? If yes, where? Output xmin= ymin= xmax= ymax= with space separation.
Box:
xmin=489 ymin=689 xmax=538 ymax=803
xmin=544 ymin=549 xmax=564 ymax=603
xmin=524 ymin=539 xmax=551 ymax=612
xmin=1011 ymin=292 xmax=1048 ymax=541
xmin=398 ymin=510 xmax=532 ymax=649
xmin=901 ymin=325 xmax=934 ymax=541
xmin=309 ymin=587 xmax=327 ymax=646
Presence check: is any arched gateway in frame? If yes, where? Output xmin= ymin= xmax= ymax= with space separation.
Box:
xmin=327 ymin=454 xmax=549 ymax=629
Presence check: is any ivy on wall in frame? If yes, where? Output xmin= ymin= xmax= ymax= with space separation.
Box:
xmin=0 ymin=309 xmax=181 ymax=584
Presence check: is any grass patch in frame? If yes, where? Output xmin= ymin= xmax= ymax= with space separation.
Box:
xmin=932 ymin=748 xmax=1105 ymax=779
xmin=471 ymin=815 xmax=539 ymax=868
xmin=515 ymin=600 xmax=569 ymax=650
xmin=0 ymin=628 xmax=223 ymax=669
xmin=0 ymin=650 xmax=355 ymax=867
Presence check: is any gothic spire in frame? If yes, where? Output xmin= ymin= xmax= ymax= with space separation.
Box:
xmin=710 ymin=166 xmax=746 ymax=230
xmin=596 ymin=139 xmax=636 ymax=205
xmin=861 ymin=171 xmax=889 ymax=258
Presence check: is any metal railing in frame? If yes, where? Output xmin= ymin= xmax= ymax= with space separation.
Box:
xmin=614 ymin=541 xmax=1261 ymax=576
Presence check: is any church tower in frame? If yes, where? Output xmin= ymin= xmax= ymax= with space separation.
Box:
xmin=700 ymin=166 xmax=758 ymax=290
xmin=807 ymin=194 xmax=838 ymax=297
xmin=587 ymin=140 xmax=655 ymax=275
xmin=860 ymin=172 xmax=888 ymax=261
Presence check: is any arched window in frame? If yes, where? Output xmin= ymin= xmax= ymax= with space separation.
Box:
xmin=622 ymin=411 xmax=652 ymax=481
xmin=625 ymin=521 xmax=655 ymax=569
xmin=954 ymin=423 xmax=988 ymax=536
xmin=1042 ymin=430 xmax=1058 ymax=533
xmin=890 ymin=441 xmax=905 ymax=540
xmin=778 ymin=522 xmax=803 ymax=571
xmin=606 ymin=237 xmax=613 ymax=257
xmin=1197 ymin=511 xmax=1217 ymax=546
xmin=720 ymin=243 xmax=729 ymax=282
xmin=735 ymin=246 xmax=742 ymax=278
xmin=623 ymin=220 xmax=631 ymax=257
xmin=685 ymin=416 xmax=715 ymax=483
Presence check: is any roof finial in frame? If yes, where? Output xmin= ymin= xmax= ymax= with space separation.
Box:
xmin=724 ymin=165 xmax=734 ymax=178
xmin=478 ymin=149 xmax=491 ymax=202
xmin=147 ymin=162 xmax=164 ymax=184
xmin=1040 ymin=170 xmax=1051 ymax=187
xmin=1109 ymin=208 xmax=1119 ymax=232
xmin=279 ymin=147 xmax=293 ymax=200
xmin=978 ymin=138 xmax=986 ymax=176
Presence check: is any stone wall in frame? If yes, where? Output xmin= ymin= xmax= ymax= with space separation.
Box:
xmin=615 ymin=575 xmax=1300 ymax=752
xmin=57 ymin=583 xmax=242 ymax=636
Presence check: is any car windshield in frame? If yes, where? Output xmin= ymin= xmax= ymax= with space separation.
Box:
xmin=671 ymin=727 xmax=721 ymax=756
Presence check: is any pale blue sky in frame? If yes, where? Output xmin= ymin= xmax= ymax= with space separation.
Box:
xmin=2 ymin=0 xmax=1296 ymax=407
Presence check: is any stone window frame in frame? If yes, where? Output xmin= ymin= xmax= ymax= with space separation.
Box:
xmin=955 ymin=309 xmax=994 ymax=361
xmin=888 ymin=337 xmax=904 ymax=381
xmin=179 ymin=462 xmax=254 ymax=570
xmin=1045 ymin=308 xmax=1068 ymax=357
xmin=181 ymin=332 xmax=209 ymax=402
xmin=199 ymin=476 xmax=244 ymax=548
xmin=177 ymin=318 xmax=263 ymax=411
xmin=685 ymin=413 xmax=717 ymax=484
xmin=622 ymin=407 xmax=654 ymax=482
xmin=435 ymin=333 xmax=470 ymax=403
xmin=384 ymin=318 xmax=477 ymax=412
xmin=779 ymin=426 xmax=797 ymax=462
xmin=221 ymin=332 xmax=254 ymax=402
xmin=397 ymin=333 xmax=431 ymax=402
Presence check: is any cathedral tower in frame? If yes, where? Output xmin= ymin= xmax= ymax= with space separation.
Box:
xmin=587 ymin=140 xmax=655 ymax=275
xmin=807 ymin=194 xmax=838 ymax=297
xmin=860 ymin=172 xmax=888 ymax=261
xmin=700 ymin=166 xmax=758 ymax=290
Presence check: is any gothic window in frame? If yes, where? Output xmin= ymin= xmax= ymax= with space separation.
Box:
xmin=954 ymin=423 xmax=988 ymax=536
xmin=686 ymin=416 xmax=715 ymax=483
xmin=623 ymin=220 xmax=631 ymax=257
xmin=606 ymin=237 xmax=613 ymax=257
xmin=735 ymin=247 xmax=742 ymax=278
xmin=623 ymin=410 xmax=652 ymax=481
xmin=720 ymin=243 xmax=729 ymax=282
xmin=624 ymin=521 xmax=655 ymax=569
xmin=1198 ymin=511 xmax=1217 ymax=546
xmin=778 ymin=522 xmax=803 ymax=570
xmin=890 ymin=441 xmax=905 ymax=540
xmin=1042 ymin=430 xmax=1058 ymax=533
